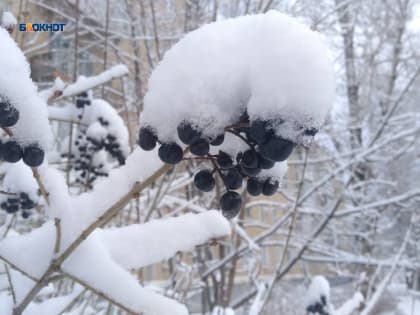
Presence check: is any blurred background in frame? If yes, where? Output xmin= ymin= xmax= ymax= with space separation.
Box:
xmin=0 ymin=0 xmax=419 ymax=314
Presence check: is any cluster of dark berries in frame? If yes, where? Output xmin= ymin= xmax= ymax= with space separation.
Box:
xmin=306 ymin=295 xmax=330 ymax=315
xmin=0 ymin=140 xmax=45 ymax=167
xmin=67 ymin=118 xmax=125 ymax=188
xmin=0 ymin=97 xmax=19 ymax=128
xmin=75 ymin=92 xmax=91 ymax=109
xmin=0 ymin=192 xmax=36 ymax=219
xmin=0 ymin=96 xmax=45 ymax=167
xmin=138 ymin=112 xmax=315 ymax=219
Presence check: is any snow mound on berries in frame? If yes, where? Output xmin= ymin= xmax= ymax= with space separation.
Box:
xmin=82 ymin=99 xmax=129 ymax=156
xmin=306 ymin=275 xmax=331 ymax=307
xmin=0 ymin=161 xmax=39 ymax=201
xmin=0 ymin=28 xmax=52 ymax=149
xmin=140 ymin=10 xmax=334 ymax=143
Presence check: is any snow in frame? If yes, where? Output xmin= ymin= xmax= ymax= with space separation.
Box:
xmin=0 ymin=292 xmax=13 ymax=315
xmin=98 ymin=210 xmax=231 ymax=269
xmin=1 ymin=11 xmax=17 ymax=28
xmin=69 ymin=148 xmax=163 ymax=239
xmin=335 ymin=292 xmax=364 ymax=315
xmin=0 ymin=161 xmax=40 ymax=202
xmin=397 ymin=296 xmax=420 ymax=315
xmin=0 ymin=221 xmax=55 ymax=278
xmin=140 ymin=11 xmax=334 ymax=144
xmin=82 ymin=99 xmax=130 ymax=156
xmin=248 ymin=283 xmax=268 ymax=315
xmin=24 ymin=285 xmax=84 ymax=315
xmin=62 ymin=65 xmax=129 ymax=97
xmin=306 ymin=275 xmax=331 ymax=307
xmin=10 ymin=268 xmax=36 ymax=304
xmin=0 ymin=28 xmax=52 ymax=149
xmin=212 ymin=306 xmax=235 ymax=315
xmin=62 ymin=234 xmax=189 ymax=315
xmin=48 ymin=98 xmax=130 ymax=157
xmin=257 ymin=161 xmax=288 ymax=182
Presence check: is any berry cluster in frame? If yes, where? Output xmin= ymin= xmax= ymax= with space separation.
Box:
xmin=0 ymin=96 xmax=45 ymax=167
xmin=138 ymin=112 xmax=314 ymax=219
xmin=1 ymin=192 xmax=37 ymax=219
xmin=76 ymin=92 xmax=91 ymax=109
xmin=68 ymin=123 xmax=125 ymax=189
xmin=306 ymin=295 xmax=330 ymax=315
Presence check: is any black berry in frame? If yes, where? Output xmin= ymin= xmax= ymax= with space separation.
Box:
xmin=240 ymin=165 xmax=261 ymax=177
xmin=223 ymin=169 xmax=243 ymax=190
xmin=190 ymin=138 xmax=209 ymax=156
xmin=217 ymin=151 xmax=234 ymax=169
xmin=210 ymin=134 xmax=224 ymax=146
xmin=2 ymin=141 xmax=22 ymax=163
xmin=304 ymin=127 xmax=318 ymax=136
xmin=259 ymin=137 xmax=295 ymax=162
xmin=247 ymin=178 xmax=263 ymax=196
xmin=177 ymin=122 xmax=201 ymax=145
xmin=138 ymin=127 xmax=158 ymax=151
xmin=241 ymin=149 xmax=258 ymax=168
xmin=158 ymin=142 xmax=183 ymax=164
xmin=257 ymin=153 xmax=275 ymax=169
xmin=194 ymin=169 xmax=215 ymax=192
xmin=262 ymin=179 xmax=279 ymax=196
xmin=249 ymin=120 xmax=269 ymax=144
xmin=23 ymin=144 xmax=45 ymax=167
xmin=0 ymin=107 xmax=19 ymax=127
xmin=22 ymin=211 xmax=31 ymax=219
xmin=220 ymin=191 xmax=242 ymax=218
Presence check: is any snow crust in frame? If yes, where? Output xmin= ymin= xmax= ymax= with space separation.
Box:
xmin=99 ymin=210 xmax=231 ymax=269
xmin=140 ymin=11 xmax=334 ymax=143
xmin=0 ymin=28 xmax=52 ymax=149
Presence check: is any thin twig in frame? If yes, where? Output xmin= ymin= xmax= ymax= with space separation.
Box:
xmin=54 ymin=218 xmax=62 ymax=254
xmin=5 ymin=263 xmax=16 ymax=304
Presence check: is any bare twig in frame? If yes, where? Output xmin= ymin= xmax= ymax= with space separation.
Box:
xmin=5 ymin=263 xmax=16 ymax=304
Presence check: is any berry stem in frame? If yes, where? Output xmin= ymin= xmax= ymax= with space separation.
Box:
xmin=182 ymin=156 xmax=216 ymax=161
xmin=224 ymin=122 xmax=249 ymax=130
xmin=1 ymin=126 xmax=13 ymax=137
xmin=210 ymin=159 xmax=229 ymax=190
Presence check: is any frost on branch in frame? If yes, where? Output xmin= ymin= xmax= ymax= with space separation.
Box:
xmin=138 ymin=11 xmax=334 ymax=218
